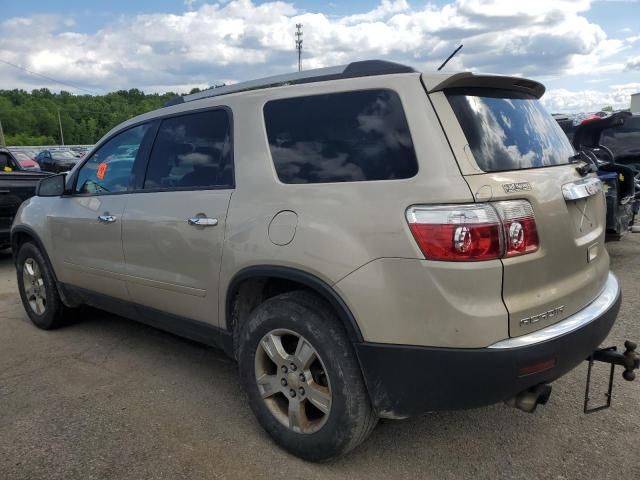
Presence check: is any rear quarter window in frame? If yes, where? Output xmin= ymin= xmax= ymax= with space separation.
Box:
xmin=263 ymin=89 xmax=418 ymax=184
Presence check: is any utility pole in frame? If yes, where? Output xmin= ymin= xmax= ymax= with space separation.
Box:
xmin=57 ymin=108 xmax=65 ymax=145
xmin=295 ymin=23 xmax=303 ymax=72
xmin=0 ymin=119 xmax=5 ymax=147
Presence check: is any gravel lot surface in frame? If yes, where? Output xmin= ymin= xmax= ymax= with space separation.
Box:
xmin=1 ymin=237 xmax=639 ymax=479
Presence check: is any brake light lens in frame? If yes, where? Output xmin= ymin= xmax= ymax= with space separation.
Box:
xmin=406 ymin=205 xmax=503 ymax=261
xmin=406 ymin=200 xmax=538 ymax=262
xmin=493 ymin=200 xmax=539 ymax=257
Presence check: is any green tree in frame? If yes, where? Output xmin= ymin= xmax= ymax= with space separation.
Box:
xmin=0 ymin=88 xmax=182 ymax=146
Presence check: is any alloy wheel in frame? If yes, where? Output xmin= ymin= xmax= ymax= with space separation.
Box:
xmin=22 ymin=258 xmax=47 ymax=315
xmin=254 ymin=329 xmax=332 ymax=434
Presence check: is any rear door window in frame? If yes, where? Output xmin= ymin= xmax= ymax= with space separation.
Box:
xmin=143 ymin=109 xmax=233 ymax=190
xmin=264 ymin=89 xmax=418 ymax=184
xmin=447 ymin=88 xmax=574 ymax=172
xmin=0 ymin=152 xmax=16 ymax=171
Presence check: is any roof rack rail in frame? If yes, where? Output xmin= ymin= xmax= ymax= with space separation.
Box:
xmin=164 ymin=60 xmax=416 ymax=106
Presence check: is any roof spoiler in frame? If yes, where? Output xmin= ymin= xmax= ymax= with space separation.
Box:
xmin=427 ymin=72 xmax=545 ymax=99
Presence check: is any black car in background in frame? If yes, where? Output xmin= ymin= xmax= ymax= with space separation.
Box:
xmin=0 ymin=149 xmax=52 ymax=249
xmin=35 ymin=149 xmax=79 ymax=173
xmin=557 ymin=112 xmax=640 ymax=239
xmin=601 ymin=114 xmax=640 ymax=172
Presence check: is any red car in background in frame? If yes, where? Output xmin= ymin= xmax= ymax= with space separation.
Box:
xmin=11 ymin=151 xmax=41 ymax=171
xmin=11 ymin=151 xmax=40 ymax=172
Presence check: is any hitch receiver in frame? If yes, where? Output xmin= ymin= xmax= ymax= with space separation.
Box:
xmin=584 ymin=341 xmax=639 ymax=413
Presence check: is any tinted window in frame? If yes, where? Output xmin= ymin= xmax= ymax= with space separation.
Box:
xmin=0 ymin=152 xmax=14 ymax=171
xmin=74 ymin=123 xmax=149 ymax=194
xmin=264 ymin=89 xmax=418 ymax=184
xmin=144 ymin=109 xmax=232 ymax=190
xmin=447 ymin=89 xmax=574 ymax=172
xmin=602 ymin=116 xmax=640 ymax=161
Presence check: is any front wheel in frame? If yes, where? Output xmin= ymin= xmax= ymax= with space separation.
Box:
xmin=238 ymin=291 xmax=377 ymax=461
xmin=16 ymin=242 xmax=75 ymax=329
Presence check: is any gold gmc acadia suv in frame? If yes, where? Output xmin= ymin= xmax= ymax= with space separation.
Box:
xmin=11 ymin=60 xmax=622 ymax=461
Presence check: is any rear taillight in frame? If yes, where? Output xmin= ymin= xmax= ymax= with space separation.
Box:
xmin=406 ymin=200 xmax=538 ymax=262
xmin=406 ymin=205 xmax=502 ymax=261
xmin=493 ymin=200 xmax=539 ymax=257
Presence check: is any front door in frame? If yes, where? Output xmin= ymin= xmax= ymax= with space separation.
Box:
xmin=122 ymin=108 xmax=234 ymax=325
xmin=51 ymin=123 xmax=153 ymax=300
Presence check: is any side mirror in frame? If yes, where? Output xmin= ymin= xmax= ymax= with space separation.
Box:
xmin=37 ymin=173 xmax=67 ymax=197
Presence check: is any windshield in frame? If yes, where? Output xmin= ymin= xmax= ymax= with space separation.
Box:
xmin=447 ymin=88 xmax=574 ymax=172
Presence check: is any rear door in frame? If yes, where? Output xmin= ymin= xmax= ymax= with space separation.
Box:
xmin=428 ymin=83 xmax=609 ymax=338
xmin=122 ymin=108 xmax=233 ymax=326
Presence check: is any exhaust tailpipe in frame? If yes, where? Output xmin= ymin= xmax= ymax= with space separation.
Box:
xmin=506 ymin=384 xmax=552 ymax=413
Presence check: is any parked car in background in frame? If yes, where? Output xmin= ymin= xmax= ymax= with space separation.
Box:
xmin=69 ymin=146 xmax=90 ymax=158
xmin=11 ymin=151 xmax=41 ymax=171
xmin=601 ymin=113 xmax=640 ymax=172
xmin=11 ymin=61 xmax=630 ymax=460
xmin=0 ymin=148 xmax=52 ymax=249
xmin=555 ymin=112 xmax=640 ymax=239
xmin=35 ymin=149 xmax=80 ymax=173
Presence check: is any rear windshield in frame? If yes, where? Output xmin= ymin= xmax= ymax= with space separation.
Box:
xmin=447 ymin=88 xmax=574 ymax=172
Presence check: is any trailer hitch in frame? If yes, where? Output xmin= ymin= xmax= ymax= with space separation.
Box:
xmin=584 ymin=341 xmax=639 ymax=413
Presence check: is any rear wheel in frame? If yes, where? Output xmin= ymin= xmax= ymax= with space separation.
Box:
xmin=238 ymin=291 xmax=377 ymax=461
xmin=16 ymin=242 xmax=75 ymax=329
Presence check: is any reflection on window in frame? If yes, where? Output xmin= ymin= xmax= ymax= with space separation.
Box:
xmin=448 ymin=90 xmax=574 ymax=172
xmin=264 ymin=89 xmax=418 ymax=184
xmin=75 ymin=124 xmax=149 ymax=194
xmin=144 ymin=109 xmax=232 ymax=190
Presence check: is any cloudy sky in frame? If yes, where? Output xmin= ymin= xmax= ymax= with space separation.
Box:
xmin=1 ymin=0 xmax=639 ymax=112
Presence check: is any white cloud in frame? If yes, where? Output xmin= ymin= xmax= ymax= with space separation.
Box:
xmin=0 ymin=0 xmax=637 ymax=114
xmin=627 ymin=55 xmax=640 ymax=69
xmin=542 ymin=82 xmax=640 ymax=112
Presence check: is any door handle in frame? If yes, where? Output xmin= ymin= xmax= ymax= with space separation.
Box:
xmin=97 ymin=214 xmax=117 ymax=223
xmin=188 ymin=217 xmax=218 ymax=227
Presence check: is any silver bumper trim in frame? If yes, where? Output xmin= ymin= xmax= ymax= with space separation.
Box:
xmin=488 ymin=272 xmax=619 ymax=349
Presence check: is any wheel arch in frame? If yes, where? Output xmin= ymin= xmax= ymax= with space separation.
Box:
xmin=11 ymin=225 xmax=80 ymax=307
xmin=225 ymin=265 xmax=364 ymax=351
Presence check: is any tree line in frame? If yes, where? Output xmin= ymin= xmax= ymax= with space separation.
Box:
xmin=0 ymin=88 xmax=198 ymax=146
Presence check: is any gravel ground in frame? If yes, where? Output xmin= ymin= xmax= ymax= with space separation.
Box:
xmin=0 ymin=237 xmax=639 ymax=480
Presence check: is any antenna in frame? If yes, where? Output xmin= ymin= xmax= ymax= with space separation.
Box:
xmin=437 ymin=44 xmax=463 ymax=71
xmin=295 ymin=24 xmax=303 ymax=72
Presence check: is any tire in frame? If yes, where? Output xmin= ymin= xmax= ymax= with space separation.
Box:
xmin=238 ymin=290 xmax=377 ymax=461
xmin=16 ymin=242 xmax=74 ymax=329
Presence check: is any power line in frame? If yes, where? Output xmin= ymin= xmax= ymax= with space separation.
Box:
xmin=0 ymin=58 xmax=100 ymax=95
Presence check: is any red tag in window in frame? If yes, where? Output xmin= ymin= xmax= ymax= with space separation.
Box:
xmin=97 ymin=162 xmax=107 ymax=180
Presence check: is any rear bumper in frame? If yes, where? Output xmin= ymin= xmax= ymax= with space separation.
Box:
xmin=355 ymin=272 xmax=621 ymax=418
